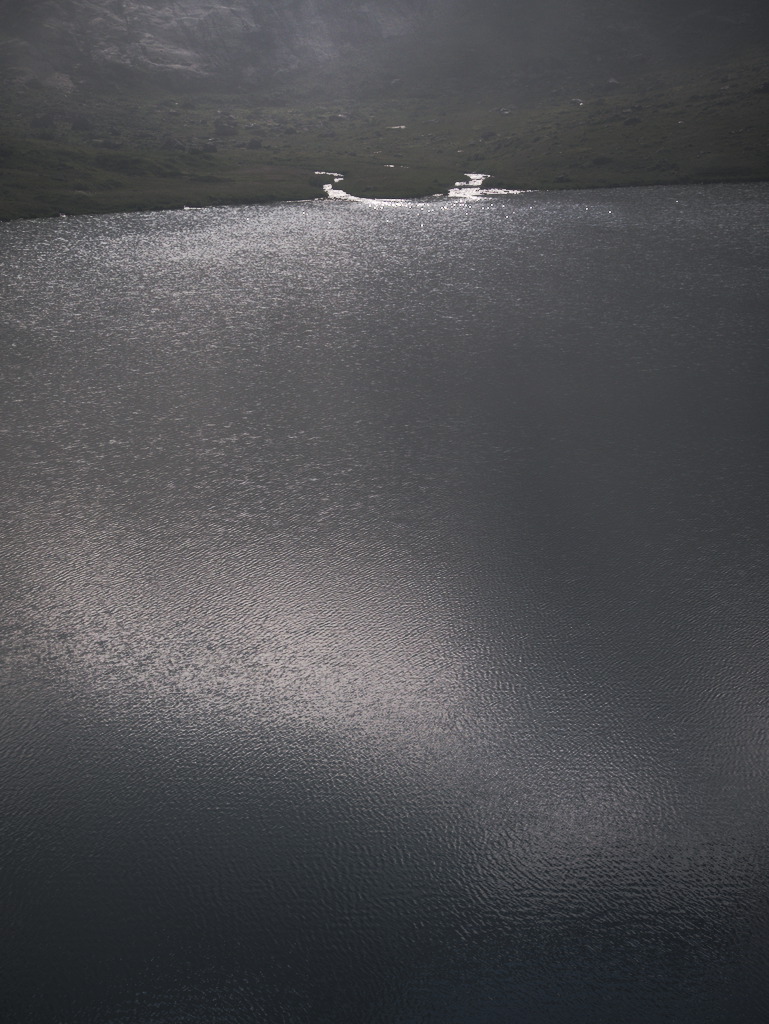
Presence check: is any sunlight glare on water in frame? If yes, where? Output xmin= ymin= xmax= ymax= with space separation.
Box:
xmin=2 ymin=183 xmax=769 ymax=1024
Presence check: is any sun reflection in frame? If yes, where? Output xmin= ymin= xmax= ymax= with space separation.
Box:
xmin=315 ymin=170 xmax=527 ymax=204
xmin=15 ymin=496 xmax=480 ymax=759
xmin=448 ymin=172 xmax=527 ymax=200
xmin=15 ymin=492 xmax=675 ymax=869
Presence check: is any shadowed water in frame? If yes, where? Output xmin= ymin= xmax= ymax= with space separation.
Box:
xmin=1 ymin=184 xmax=768 ymax=1023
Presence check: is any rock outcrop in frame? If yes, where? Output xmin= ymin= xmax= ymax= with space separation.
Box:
xmin=1 ymin=1 xmax=768 ymax=94
xmin=0 ymin=1 xmax=433 ymax=87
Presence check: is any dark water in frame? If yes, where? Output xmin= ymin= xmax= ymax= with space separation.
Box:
xmin=2 ymin=184 xmax=768 ymax=1023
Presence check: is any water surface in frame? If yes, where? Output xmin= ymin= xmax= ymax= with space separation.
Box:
xmin=2 ymin=184 xmax=768 ymax=1023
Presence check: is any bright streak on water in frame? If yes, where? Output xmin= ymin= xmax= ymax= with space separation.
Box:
xmin=315 ymin=170 xmax=527 ymax=203
xmin=447 ymin=172 xmax=527 ymax=199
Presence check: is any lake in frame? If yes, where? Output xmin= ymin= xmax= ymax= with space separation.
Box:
xmin=2 ymin=183 xmax=768 ymax=1023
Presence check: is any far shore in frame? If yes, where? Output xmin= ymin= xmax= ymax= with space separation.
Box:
xmin=2 ymin=56 xmax=768 ymax=222
xmin=3 ymin=167 xmax=769 ymax=224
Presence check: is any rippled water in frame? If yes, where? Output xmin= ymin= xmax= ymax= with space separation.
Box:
xmin=2 ymin=184 xmax=769 ymax=1023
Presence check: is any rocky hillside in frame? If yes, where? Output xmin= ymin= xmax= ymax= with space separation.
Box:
xmin=2 ymin=1 xmax=768 ymax=97
xmin=0 ymin=1 xmax=432 ymax=90
xmin=1 ymin=1 xmax=767 ymax=219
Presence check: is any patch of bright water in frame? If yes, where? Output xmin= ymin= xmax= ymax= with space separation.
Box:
xmin=315 ymin=170 xmax=526 ymax=202
xmin=447 ymin=172 xmax=527 ymax=199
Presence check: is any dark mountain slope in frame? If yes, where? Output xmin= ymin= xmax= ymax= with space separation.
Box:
xmin=1 ymin=1 xmax=768 ymax=218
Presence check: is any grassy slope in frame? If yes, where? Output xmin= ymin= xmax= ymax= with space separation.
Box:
xmin=1 ymin=53 xmax=768 ymax=220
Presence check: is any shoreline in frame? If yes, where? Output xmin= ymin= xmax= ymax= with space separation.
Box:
xmin=2 ymin=55 xmax=768 ymax=223
xmin=2 ymin=168 xmax=768 ymax=224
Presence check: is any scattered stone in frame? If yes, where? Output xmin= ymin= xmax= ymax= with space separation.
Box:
xmin=31 ymin=113 xmax=56 ymax=130
xmin=214 ymin=119 xmax=238 ymax=137
xmin=189 ymin=138 xmax=218 ymax=153
xmin=214 ymin=112 xmax=239 ymax=137
xmin=70 ymin=114 xmax=93 ymax=132
xmin=42 ymin=72 xmax=75 ymax=94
